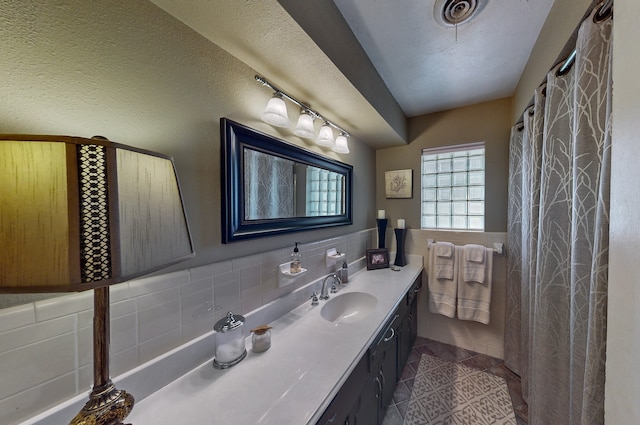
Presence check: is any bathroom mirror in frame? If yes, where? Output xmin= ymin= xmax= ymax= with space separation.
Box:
xmin=221 ymin=118 xmax=352 ymax=243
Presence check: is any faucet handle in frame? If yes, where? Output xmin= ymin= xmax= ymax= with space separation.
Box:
xmin=309 ymin=292 xmax=319 ymax=306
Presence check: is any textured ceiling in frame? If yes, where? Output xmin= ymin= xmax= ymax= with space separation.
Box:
xmin=151 ymin=0 xmax=555 ymax=148
xmin=334 ymin=0 xmax=556 ymax=117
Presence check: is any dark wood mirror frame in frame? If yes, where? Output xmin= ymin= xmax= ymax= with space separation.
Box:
xmin=221 ymin=118 xmax=353 ymax=243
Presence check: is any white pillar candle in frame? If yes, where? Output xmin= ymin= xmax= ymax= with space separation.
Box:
xmin=397 ymin=219 xmax=405 ymax=229
xmin=377 ymin=210 xmax=386 ymax=219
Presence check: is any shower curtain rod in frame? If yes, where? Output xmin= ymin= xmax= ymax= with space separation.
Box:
xmin=557 ymin=0 xmax=613 ymax=74
xmin=516 ymin=0 xmax=613 ymax=128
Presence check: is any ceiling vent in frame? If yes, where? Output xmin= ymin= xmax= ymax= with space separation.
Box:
xmin=434 ymin=0 xmax=484 ymax=27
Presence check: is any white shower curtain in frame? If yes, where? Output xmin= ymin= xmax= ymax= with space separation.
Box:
xmin=505 ymin=5 xmax=612 ymax=425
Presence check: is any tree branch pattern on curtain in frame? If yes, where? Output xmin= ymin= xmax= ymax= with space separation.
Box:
xmin=505 ymin=6 xmax=612 ymax=425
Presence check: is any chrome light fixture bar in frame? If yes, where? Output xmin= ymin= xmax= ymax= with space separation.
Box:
xmin=255 ymin=75 xmax=351 ymax=151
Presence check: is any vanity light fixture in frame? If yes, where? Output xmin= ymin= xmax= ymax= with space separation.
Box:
xmin=0 ymin=135 xmax=194 ymax=425
xmin=332 ymin=132 xmax=350 ymax=154
xmin=255 ymin=75 xmax=351 ymax=153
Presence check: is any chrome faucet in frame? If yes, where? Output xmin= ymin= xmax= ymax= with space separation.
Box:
xmin=320 ymin=274 xmax=342 ymax=300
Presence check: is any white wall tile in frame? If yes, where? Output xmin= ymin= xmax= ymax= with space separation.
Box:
xmin=180 ymin=288 xmax=213 ymax=330
xmin=180 ymin=276 xmax=213 ymax=298
xmin=77 ymin=324 xmax=92 ymax=368
xmin=128 ymin=270 xmax=189 ymax=298
xmin=240 ymin=287 xmax=262 ymax=315
xmin=0 ymin=372 xmax=76 ymax=425
xmin=111 ymin=298 xmax=136 ymax=319
xmin=181 ymin=320 xmax=213 ymax=344
xmin=138 ymin=329 xmax=181 ymax=364
xmin=0 ymin=304 xmax=35 ymax=333
xmin=110 ymin=346 xmax=138 ymax=378
xmin=110 ymin=281 xmax=132 ymax=303
xmin=0 ymin=316 xmax=75 ymax=354
xmin=136 ymin=287 xmax=180 ymax=311
xmin=34 ymin=292 xmax=92 ymax=322
xmin=77 ymin=309 xmax=93 ymax=328
xmin=111 ymin=313 xmax=137 ymax=354
xmin=189 ymin=261 xmax=232 ymax=281
xmin=75 ymin=298 xmax=136 ymax=328
xmin=110 ymin=345 xmax=140 ymax=379
xmin=213 ymin=271 xmax=240 ymax=322
xmin=0 ymin=333 xmax=76 ymax=399
xmin=137 ymin=300 xmax=180 ymax=343
xmin=232 ymin=253 xmax=263 ymax=270
xmin=78 ymin=363 xmax=93 ymax=392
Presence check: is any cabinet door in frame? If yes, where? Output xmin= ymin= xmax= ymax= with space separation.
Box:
xmin=379 ymin=326 xmax=398 ymax=412
xmin=397 ymin=308 xmax=412 ymax=377
xmin=409 ymin=294 xmax=418 ymax=343
xmin=316 ymin=352 xmax=369 ymax=425
xmin=354 ymin=375 xmax=380 ymax=425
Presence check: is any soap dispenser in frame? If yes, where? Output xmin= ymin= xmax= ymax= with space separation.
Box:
xmin=339 ymin=261 xmax=349 ymax=283
xmin=290 ymin=242 xmax=302 ymax=274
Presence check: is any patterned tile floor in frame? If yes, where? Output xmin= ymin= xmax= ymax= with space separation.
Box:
xmin=382 ymin=337 xmax=528 ymax=425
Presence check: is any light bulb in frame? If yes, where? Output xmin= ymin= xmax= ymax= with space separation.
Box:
xmin=294 ymin=110 xmax=316 ymax=138
xmin=332 ymin=133 xmax=350 ymax=154
xmin=316 ymin=123 xmax=335 ymax=147
xmin=261 ymin=94 xmax=289 ymax=128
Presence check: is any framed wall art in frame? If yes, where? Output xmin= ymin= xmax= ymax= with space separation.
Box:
xmin=385 ymin=169 xmax=412 ymax=199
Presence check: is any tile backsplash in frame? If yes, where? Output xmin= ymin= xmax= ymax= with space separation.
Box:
xmin=0 ymin=229 xmax=374 ymax=425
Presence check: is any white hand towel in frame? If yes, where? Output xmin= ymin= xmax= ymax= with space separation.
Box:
xmin=433 ymin=242 xmax=455 ymax=279
xmin=428 ymin=244 xmax=459 ymax=318
xmin=465 ymin=244 xmax=486 ymax=263
xmin=457 ymin=247 xmax=493 ymax=324
xmin=463 ymin=244 xmax=486 ymax=283
xmin=435 ymin=242 xmax=453 ymax=258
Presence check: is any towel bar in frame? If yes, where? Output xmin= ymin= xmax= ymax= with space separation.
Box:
xmin=427 ymin=240 xmax=504 ymax=255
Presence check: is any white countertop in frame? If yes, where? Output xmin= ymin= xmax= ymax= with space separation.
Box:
xmin=127 ymin=258 xmax=423 ymax=425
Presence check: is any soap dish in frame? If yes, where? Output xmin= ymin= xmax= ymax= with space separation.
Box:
xmin=278 ymin=263 xmax=307 ymax=287
xmin=325 ymin=248 xmax=346 ymax=267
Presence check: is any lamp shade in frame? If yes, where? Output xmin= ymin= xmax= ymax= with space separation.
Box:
xmin=0 ymin=135 xmax=194 ymax=293
xmin=316 ymin=123 xmax=335 ymax=147
xmin=332 ymin=134 xmax=350 ymax=154
xmin=261 ymin=94 xmax=290 ymax=128
xmin=294 ymin=110 xmax=316 ymax=138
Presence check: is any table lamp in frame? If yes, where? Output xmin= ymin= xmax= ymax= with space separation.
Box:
xmin=0 ymin=135 xmax=194 ymax=424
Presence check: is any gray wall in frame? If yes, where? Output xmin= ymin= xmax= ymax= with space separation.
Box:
xmin=0 ymin=0 xmax=376 ymax=279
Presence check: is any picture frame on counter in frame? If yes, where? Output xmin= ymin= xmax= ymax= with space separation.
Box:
xmin=366 ymin=248 xmax=390 ymax=270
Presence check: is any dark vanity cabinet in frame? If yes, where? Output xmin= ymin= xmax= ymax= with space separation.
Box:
xmin=316 ymin=273 xmax=422 ymax=425
xmin=397 ymin=275 xmax=421 ymax=377
xmin=355 ymin=312 xmax=399 ymax=424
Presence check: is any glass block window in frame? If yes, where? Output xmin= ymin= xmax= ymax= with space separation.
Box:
xmin=421 ymin=142 xmax=485 ymax=230
xmin=306 ymin=166 xmax=344 ymax=216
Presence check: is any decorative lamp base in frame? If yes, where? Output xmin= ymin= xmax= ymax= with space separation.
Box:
xmin=376 ymin=219 xmax=388 ymax=249
xmin=69 ymin=381 xmax=134 ymax=425
xmin=394 ymin=228 xmax=407 ymax=267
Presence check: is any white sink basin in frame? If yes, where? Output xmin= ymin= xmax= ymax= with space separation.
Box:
xmin=321 ymin=292 xmax=378 ymax=324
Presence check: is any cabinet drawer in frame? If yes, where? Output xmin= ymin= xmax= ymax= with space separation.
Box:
xmin=369 ymin=313 xmax=399 ymax=367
